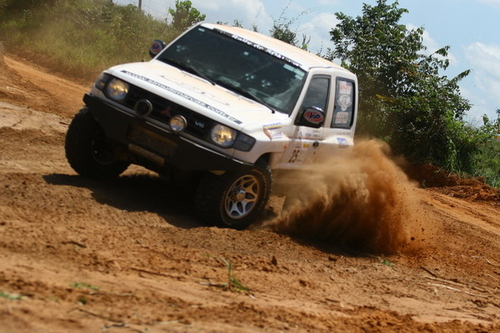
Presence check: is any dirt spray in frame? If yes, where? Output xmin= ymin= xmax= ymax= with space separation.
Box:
xmin=267 ymin=139 xmax=434 ymax=254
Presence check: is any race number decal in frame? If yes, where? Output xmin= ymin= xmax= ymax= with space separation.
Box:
xmin=288 ymin=149 xmax=301 ymax=163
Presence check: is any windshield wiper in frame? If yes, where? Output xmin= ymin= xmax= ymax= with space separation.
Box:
xmin=162 ymin=58 xmax=215 ymax=85
xmin=215 ymin=80 xmax=276 ymax=114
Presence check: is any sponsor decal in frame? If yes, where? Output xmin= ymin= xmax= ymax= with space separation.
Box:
xmin=339 ymin=80 xmax=353 ymax=95
xmin=291 ymin=129 xmax=322 ymax=140
xmin=337 ymin=137 xmax=349 ymax=147
xmin=215 ymin=28 xmax=303 ymax=69
xmin=304 ymin=108 xmax=325 ymax=125
xmin=122 ymin=70 xmax=242 ymax=125
xmin=337 ymin=80 xmax=353 ymax=111
xmin=335 ymin=111 xmax=349 ymax=124
xmin=311 ymin=129 xmax=322 ymax=139
xmin=149 ymin=40 xmax=164 ymax=56
xmin=337 ymin=94 xmax=352 ymax=111
xmin=263 ymin=123 xmax=282 ymax=140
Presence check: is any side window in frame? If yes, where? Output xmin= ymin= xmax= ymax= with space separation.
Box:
xmin=332 ymin=78 xmax=355 ymax=128
xmin=300 ymin=76 xmax=330 ymax=112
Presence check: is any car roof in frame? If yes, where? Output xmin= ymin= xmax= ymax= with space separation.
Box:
xmin=201 ymin=23 xmax=344 ymax=72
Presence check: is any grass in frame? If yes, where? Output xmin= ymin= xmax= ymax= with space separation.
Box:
xmin=203 ymin=256 xmax=253 ymax=295
xmin=380 ymin=259 xmax=393 ymax=267
xmin=0 ymin=291 xmax=23 ymax=300
xmin=215 ymin=256 xmax=252 ymax=293
xmin=71 ymin=282 xmax=99 ymax=290
xmin=0 ymin=0 xmax=178 ymax=80
xmin=71 ymin=282 xmax=99 ymax=305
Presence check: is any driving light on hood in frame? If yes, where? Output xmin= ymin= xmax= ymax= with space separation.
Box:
xmin=170 ymin=115 xmax=187 ymax=133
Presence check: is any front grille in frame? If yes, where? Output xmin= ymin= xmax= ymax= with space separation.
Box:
xmin=123 ymin=85 xmax=213 ymax=140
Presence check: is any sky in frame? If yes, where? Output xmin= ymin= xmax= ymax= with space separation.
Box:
xmin=113 ymin=0 xmax=500 ymax=124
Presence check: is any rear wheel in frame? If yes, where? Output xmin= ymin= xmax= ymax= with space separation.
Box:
xmin=195 ymin=159 xmax=272 ymax=230
xmin=65 ymin=107 xmax=129 ymax=178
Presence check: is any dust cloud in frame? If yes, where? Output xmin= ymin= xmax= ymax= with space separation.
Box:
xmin=267 ymin=139 xmax=435 ymax=254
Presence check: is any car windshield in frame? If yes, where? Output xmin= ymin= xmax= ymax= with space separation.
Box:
xmin=157 ymin=26 xmax=307 ymax=115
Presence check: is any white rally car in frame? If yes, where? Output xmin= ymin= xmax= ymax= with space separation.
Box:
xmin=65 ymin=23 xmax=358 ymax=229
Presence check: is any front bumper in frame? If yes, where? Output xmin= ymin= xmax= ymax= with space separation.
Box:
xmin=84 ymin=93 xmax=250 ymax=171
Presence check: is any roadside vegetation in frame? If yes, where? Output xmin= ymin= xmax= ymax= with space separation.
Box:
xmin=0 ymin=0 xmax=498 ymax=187
xmin=0 ymin=0 xmax=197 ymax=79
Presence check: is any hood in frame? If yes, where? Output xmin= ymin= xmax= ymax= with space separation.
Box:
xmin=106 ymin=61 xmax=290 ymax=131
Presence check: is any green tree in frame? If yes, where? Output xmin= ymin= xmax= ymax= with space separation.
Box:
xmin=167 ymin=0 xmax=205 ymax=32
xmin=329 ymin=0 xmax=480 ymax=172
xmin=270 ymin=18 xmax=297 ymax=46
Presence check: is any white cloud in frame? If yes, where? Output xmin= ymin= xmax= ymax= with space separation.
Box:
xmin=316 ymin=0 xmax=342 ymax=5
xmin=465 ymin=42 xmax=500 ymax=97
xmin=298 ymin=12 xmax=339 ymax=54
xmin=466 ymin=42 xmax=500 ymax=77
xmin=477 ymin=0 xmax=500 ymax=10
xmin=464 ymin=42 xmax=500 ymax=121
xmin=191 ymin=0 xmax=272 ymax=30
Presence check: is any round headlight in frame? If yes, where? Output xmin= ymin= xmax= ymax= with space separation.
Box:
xmin=106 ymin=78 xmax=129 ymax=101
xmin=169 ymin=115 xmax=187 ymax=133
xmin=211 ymin=124 xmax=236 ymax=147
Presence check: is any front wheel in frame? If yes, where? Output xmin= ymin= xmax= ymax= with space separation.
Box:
xmin=65 ymin=107 xmax=129 ymax=178
xmin=195 ymin=159 xmax=272 ymax=230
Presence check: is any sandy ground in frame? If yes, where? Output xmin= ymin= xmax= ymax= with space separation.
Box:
xmin=0 ymin=51 xmax=500 ymax=333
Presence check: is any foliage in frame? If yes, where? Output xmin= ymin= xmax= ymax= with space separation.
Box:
xmin=328 ymin=0 xmax=484 ymax=173
xmin=270 ymin=18 xmax=298 ymax=46
xmin=0 ymin=0 xmax=57 ymax=13
xmin=481 ymin=109 xmax=500 ymax=135
xmin=167 ymin=0 xmax=205 ymax=33
xmin=472 ymin=110 xmax=500 ymax=187
xmin=473 ymin=139 xmax=500 ymax=188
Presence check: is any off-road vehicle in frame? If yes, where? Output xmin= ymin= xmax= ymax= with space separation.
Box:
xmin=65 ymin=23 xmax=358 ymax=229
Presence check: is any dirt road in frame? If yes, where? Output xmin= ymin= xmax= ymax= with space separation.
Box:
xmin=1 ymin=52 xmax=500 ymax=332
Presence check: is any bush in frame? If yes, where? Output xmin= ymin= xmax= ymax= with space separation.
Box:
xmin=473 ymin=139 xmax=500 ymax=188
xmin=328 ymin=0 xmax=487 ymax=177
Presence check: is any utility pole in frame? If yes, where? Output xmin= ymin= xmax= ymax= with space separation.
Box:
xmin=138 ymin=0 xmax=142 ymax=9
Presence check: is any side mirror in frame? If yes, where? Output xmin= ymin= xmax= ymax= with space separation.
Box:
xmin=149 ymin=39 xmax=166 ymax=58
xmin=296 ymin=106 xmax=325 ymax=128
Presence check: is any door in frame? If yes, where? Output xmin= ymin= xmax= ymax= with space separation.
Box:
xmin=278 ymin=75 xmax=331 ymax=168
xmin=314 ymin=77 xmax=357 ymax=163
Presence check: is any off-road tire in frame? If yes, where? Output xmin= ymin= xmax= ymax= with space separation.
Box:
xmin=65 ymin=107 xmax=129 ymax=178
xmin=195 ymin=159 xmax=272 ymax=230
